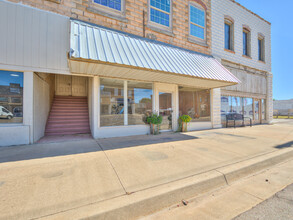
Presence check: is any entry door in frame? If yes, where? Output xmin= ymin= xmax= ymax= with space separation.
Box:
xmin=56 ymin=75 xmax=72 ymax=96
xmin=56 ymin=75 xmax=87 ymax=97
xmin=254 ymin=99 xmax=261 ymax=124
xmin=159 ymin=92 xmax=172 ymax=131
xmin=72 ymin=76 xmax=87 ymax=96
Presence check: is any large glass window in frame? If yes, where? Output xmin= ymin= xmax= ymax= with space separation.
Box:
xmin=179 ymin=88 xmax=210 ymax=122
xmin=0 ymin=71 xmax=23 ymax=123
xmin=150 ymin=0 xmax=171 ymax=27
xmin=127 ymin=81 xmax=153 ymax=125
xmin=190 ymin=4 xmax=205 ymax=40
xmin=231 ymin=96 xmax=242 ymax=114
xmin=221 ymin=96 xmax=231 ymax=121
xmin=254 ymin=100 xmax=260 ymax=121
xmin=243 ymin=98 xmax=253 ymax=119
xmin=100 ymin=78 xmax=124 ymax=127
xmin=94 ymin=0 xmax=122 ymax=11
xmin=221 ymin=96 xmax=253 ymax=123
xmin=262 ymin=99 xmax=266 ymax=120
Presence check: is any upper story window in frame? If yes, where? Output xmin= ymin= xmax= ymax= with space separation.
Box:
xmin=224 ymin=17 xmax=234 ymax=51
xmin=189 ymin=3 xmax=206 ymax=40
xmin=243 ymin=26 xmax=251 ymax=57
xmin=258 ymin=34 xmax=265 ymax=62
xmin=150 ymin=0 xmax=171 ymax=27
xmin=94 ymin=0 xmax=122 ymax=11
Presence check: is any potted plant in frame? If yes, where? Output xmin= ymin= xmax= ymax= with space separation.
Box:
xmin=179 ymin=115 xmax=192 ymax=132
xmin=146 ymin=113 xmax=163 ymax=135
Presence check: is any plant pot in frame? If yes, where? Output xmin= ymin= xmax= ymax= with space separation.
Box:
xmin=182 ymin=122 xmax=188 ymax=132
xmin=150 ymin=123 xmax=159 ymax=135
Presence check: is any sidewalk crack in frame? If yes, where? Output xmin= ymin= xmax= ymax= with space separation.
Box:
xmin=95 ymin=140 xmax=127 ymax=194
xmin=236 ymin=188 xmax=264 ymax=201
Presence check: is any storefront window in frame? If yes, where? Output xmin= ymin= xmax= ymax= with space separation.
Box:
xmin=179 ymin=88 xmax=210 ymax=122
xmin=262 ymin=99 xmax=266 ymax=120
xmin=231 ymin=96 xmax=242 ymax=114
xmin=243 ymin=98 xmax=253 ymax=119
xmin=0 ymin=71 xmax=23 ymax=123
xmin=254 ymin=99 xmax=260 ymax=121
xmin=127 ymin=81 xmax=152 ymax=125
xmin=100 ymin=78 xmax=124 ymax=127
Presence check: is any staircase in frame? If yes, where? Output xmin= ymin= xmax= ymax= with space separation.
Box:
xmin=45 ymin=96 xmax=90 ymax=136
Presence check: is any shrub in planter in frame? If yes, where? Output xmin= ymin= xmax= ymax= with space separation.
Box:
xmin=146 ymin=113 xmax=163 ymax=135
xmin=179 ymin=115 xmax=192 ymax=132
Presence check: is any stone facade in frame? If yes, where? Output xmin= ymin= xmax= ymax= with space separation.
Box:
xmin=211 ymin=0 xmax=271 ymax=72
xmin=211 ymin=0 xmax=273 ymax=124
xmin=8 ymin=0 xmax=212 ymax=55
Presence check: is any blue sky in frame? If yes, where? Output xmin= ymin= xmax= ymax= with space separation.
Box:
xmin=0 ymin=71 xmax=23 ymax=87
xmin=236 ymin=0 xmax=293 ymax=100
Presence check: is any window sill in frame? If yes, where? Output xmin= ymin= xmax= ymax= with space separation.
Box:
xmin=187 ymin=37 xmax=208 ymax=47
xmin=258 ymin=60 xmax=266 ymax=64
xmin=224 ymin=49 xmax=235 ymax=54
xmin=45 ymin=0 xmax=61 ymax=3
xmin=242 ymin=55 xmax=252 ymax=59
xmin=86 ymin=6 xmax=128 ymax=23
xmin=146 ymin=23 xmax=174 ymax=37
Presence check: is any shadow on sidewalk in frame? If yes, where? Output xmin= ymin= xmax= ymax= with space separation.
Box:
xmin=0 ymin=133 xmax=198 ymax=164
xmin=275 ymin=141 xmax=293 ymax=149
xmin=97 ymin=132 xmax=198 ymax=150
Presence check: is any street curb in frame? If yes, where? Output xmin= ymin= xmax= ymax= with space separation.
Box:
xmin=40 ymin=148 xmax=293 ymax=220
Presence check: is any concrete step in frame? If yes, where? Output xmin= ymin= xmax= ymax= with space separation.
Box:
xmin=46 ymin=123 xmax=89 ymax=131
xmin=50 ymin=109 xmax=89 ymax=113
xmin=45 ymin=130 xmax=91 ymax=136
xmin=45 ymin=125 xmax=90 ymax=132
xmin=45 ymin=96 xmax=90 ymax=135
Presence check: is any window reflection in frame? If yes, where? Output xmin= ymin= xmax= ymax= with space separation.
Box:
xmin=100 ymin=78 xmax=124 ymax=127
xmin=127 ymin=81 xmax=152 ymax=125
xmin=221 ymin=96 xmax=258 ymax=124
xmin=0 ymin=71 xmax=23 ymax=123
xmin=179 ymin=88 xmax=210 ymax=122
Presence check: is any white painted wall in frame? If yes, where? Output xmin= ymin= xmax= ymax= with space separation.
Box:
xmin=188 ymin=122 xmax=212 ymax=131
xmin=0 ymin=125 xmax=30 ymax=146
xmin=33 ymin=74 xmax=51 ymax=142
xmin=211 ymin=0 xmax=271 ymax=72
xmin=0 ymin=0 xmax=70 ymax=74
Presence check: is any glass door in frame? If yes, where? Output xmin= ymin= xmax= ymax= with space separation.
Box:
xmin=254 ymin=99 xmax=261 ymax=124
xmin=159 ymin=92 xmax=172 ymax=131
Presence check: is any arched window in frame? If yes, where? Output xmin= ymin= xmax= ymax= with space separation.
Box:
xmin=243 ymin=25 xmax=251 ymax=57
xmin=189 ymin=1 xmax=206 ymax=41
xmin=224 ymin=16 xmax=234 ymax=51
xmin=258 ymin=33 xmax=265 ymax=62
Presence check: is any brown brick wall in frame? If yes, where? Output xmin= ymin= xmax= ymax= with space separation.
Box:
xmin=9 ymin=0 xmax=211 ymax=55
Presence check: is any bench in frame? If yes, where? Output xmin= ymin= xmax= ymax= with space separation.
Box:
xmin=226 ymin=113 xmax=252 ymax=128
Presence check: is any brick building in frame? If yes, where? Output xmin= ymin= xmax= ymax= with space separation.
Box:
xmin=0 ymin=0 xmax=271 ymax=146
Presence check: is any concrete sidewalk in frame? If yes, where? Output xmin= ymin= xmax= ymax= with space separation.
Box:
xmin=0 ymin=120 xmax=293 ymax=219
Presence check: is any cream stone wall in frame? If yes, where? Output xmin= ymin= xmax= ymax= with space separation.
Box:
xmin=211 ymin=0 xmax=271 ymax=72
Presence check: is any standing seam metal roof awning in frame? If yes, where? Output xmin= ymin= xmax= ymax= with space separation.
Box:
xmin=69 ymin=20 xmax=240 ymax=88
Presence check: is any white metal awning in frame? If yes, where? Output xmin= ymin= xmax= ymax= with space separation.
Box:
xmin=69 ymin=20 xmax=240 ymax=89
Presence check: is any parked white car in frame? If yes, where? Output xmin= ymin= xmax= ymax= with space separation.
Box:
xmin=0 ymin=106 xmax=14 ymax=120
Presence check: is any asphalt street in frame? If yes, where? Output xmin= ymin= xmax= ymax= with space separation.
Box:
xmin=234 ymin=183 xmax=293 ymax=220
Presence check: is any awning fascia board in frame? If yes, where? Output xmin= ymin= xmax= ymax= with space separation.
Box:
xmin=68 ymin=58 xmax=239 ymax=89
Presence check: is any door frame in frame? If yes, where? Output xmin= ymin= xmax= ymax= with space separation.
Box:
xmin=153 ymin=83 xmax=178 ymax=132
xmin=253 ymin=98 xmax=261 ymax=124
